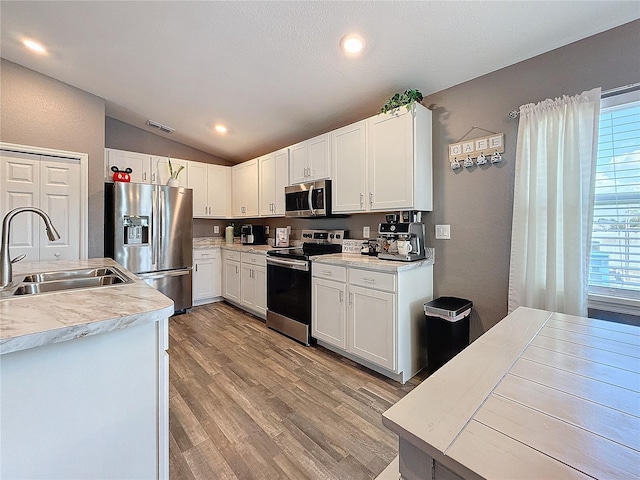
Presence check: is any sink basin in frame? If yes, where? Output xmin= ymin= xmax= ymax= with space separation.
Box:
xmin=13 ymin=275 xmax=128 ymax=295
xmin=1 ymin=266 xmax=134 ymax=298
xmin=21 ymin=267 xmax=119 ymax=283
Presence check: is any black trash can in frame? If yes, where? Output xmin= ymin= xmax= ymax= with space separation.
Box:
xmin=424 ymin=297 xmax=473 ymax=374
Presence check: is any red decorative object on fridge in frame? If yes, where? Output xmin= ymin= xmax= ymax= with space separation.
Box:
xmin=111 ymin=166 xmax=132 ymax=182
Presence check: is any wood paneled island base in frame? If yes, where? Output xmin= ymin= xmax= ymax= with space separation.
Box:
xmin=381 ymin=307 xmax=640 ymax=480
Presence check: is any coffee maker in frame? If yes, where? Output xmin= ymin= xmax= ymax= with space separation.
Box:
xmin=377 ymin=214 xmax=426 ymax=262
xmin=241 ymin=225 xmax=267 ymax=245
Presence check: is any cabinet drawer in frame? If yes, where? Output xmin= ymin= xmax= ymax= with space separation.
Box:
xmin=193 ymin=248 xmax=219 ymax=260
xmin=349 ymin=268 xmax=396 ymax=292
xmin=222 ymin=249 xmax=241 ymax=262
xmin=312 ymin=263 xmax=347 ymax=282
xmin=241 ymin=252 xmax=266 ymax=267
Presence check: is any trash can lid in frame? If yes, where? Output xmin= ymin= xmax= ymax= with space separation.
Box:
xmin=424 ymin=296 xmax=473 ymax=317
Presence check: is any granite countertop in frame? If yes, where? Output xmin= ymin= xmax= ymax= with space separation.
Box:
xmin=0 ymin=258 xmax=174 ymax=355
xmin=311 ymin=253 xmax=434 ymax=272
xmin=194 ymin=237 xmax=273 ymax=255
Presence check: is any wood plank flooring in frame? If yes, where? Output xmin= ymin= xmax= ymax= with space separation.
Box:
xmin=169 ymin=302 xmax=426 ymax=480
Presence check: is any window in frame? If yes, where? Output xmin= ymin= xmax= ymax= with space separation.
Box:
xmin=589 ymin=89 xmax=640 ymax=313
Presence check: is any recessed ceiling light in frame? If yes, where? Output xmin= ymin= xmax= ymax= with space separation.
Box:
xmin=214 ymin=124 xmax=228 ymax=134
xmin=340 ymin=34 xmax=365 ymax=55
xmin=23 ymin=39 xmax=47 ymax=54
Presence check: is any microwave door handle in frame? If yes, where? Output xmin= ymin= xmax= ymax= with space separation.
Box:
xmin=308 ymin=185 xmax=315 ymax=216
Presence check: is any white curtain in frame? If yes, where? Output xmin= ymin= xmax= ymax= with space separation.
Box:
xmin=508 ymin=88 xmax=601 ymax=316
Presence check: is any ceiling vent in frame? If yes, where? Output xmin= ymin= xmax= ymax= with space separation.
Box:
xmin=146 ymin=119 xmax=174 ymax=134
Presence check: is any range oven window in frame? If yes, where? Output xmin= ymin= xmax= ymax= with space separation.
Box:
xmin=267 ymin=262 xmax=311 ymax=325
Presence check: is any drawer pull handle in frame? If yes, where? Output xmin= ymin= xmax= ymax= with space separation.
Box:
xmin=322 ymin=270 xmax=332 ymax=276
xmin=363 ymin=277 xmax=376 ymax=283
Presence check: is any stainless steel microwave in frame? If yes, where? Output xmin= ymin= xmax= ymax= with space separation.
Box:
xmin=285 ymin=180 xmax=331 ymax=218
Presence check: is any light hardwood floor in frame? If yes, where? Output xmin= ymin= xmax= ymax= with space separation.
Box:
xmin=169 ymin=302 xmax=426 ymax=479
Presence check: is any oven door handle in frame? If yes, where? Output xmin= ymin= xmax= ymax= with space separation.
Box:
xmin=267 ymin=257 xmax=309 ymax=271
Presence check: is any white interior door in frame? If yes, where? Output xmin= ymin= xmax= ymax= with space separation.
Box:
xmin=39 ymin=159 xmax=80 ymax=261
xmin=0 ymin=152 xmax=41 ymax=262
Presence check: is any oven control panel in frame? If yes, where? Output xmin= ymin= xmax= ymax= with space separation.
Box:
xmin=300 ymin=229 xmax=346 ymax=245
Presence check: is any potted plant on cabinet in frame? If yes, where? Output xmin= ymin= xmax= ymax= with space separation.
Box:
xmin=380 ymin=89 xmax=424 ymax=114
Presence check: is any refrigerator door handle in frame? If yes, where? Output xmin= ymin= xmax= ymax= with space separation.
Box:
xmin=159 ymin=188 xmax=165 ymax=256
xmin=137 ymin=268 xmax=192 ymax=281
xmin=151 ymin=188 xmax=158 ymax=268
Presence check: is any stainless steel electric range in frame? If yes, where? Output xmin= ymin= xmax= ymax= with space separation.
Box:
xmin=266 ymin=229 xmax=345 ymax=345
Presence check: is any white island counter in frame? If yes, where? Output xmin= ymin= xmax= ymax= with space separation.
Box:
xmin=0 ymin=258 xmax=173 ymax=479
xmin=381 ymin=307 xmax=640 ymax=479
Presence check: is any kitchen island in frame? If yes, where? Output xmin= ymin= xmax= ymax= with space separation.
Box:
xmin=381 ymin=306 xmax=640 ymax=479
xmin=0 ymin=258 xmax=173 ymax=479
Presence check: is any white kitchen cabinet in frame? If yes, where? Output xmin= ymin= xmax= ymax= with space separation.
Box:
xmin=232 ymin=159 xmax=259 ymax=217
xmin=289 ymin=133 xmax=330 ymax=184
xmin=331 ymin=104 xmax=432 ymax=214
xmin=154 ymin=155 xmax=189 ymax=187
xmin=0 ymin=151 xmax=81 ymax=262
xmin=193 ymin=248 xmax=222 ymax=306
xmin=259 ymin=148 xmax=289 ymax=216
xmin=312 ymin=276 xmax=348 ymax=350
xmin=188 ymin=162 xmax=231 ymax=218
xmin=240 ymin=252 xmax=267 ymax=317
xmin=330 ymin=120 xmax=367 ymax=213
xmin=311 ymin=261 xmax=433 ymax=384
xmin=105 ymin=148 xmax=153 ymax=184
xmin=222 ymin=251 xmax=241 ymax=303
xmin=348 ymin=284 xmax=396 ymax=370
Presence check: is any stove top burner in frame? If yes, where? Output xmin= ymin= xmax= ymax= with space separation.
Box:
xmin=267 ymin=242 xmax=341 ymax=261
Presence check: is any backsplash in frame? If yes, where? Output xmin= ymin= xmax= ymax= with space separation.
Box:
xmin=193 ymin=212 xmax=427 ymax=242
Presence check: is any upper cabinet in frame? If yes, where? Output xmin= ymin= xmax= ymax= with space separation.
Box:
xmin=259 ymin=148 xmax=289 ymax=217
xmin=105 ymin=149 xmax=154 ymax=184
xmin=289 ymin=133 xmax=330 ymax=184
xmin=331 ymin=120 xmax=367 ymax=213
xmin=232 ymin=159 xmax=259 ymax=217
xmin=188 ymin=162 xmax=230 ymax=218
xmin=332 ymin=104 xmax=432 ymax=214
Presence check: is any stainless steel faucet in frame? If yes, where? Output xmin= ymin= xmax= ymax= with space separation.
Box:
xmin=1 ymin=207 xmax=61 ymax=289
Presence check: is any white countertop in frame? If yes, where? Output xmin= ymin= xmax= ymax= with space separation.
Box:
xmin=311 ymin=253 xmax=434 ymax=272
xmin=194 ymin=237 xmax=273 ymax=254
xmin=0 ymin=258 xmax=174 ymax=355
xmin=382 ymin=307 xmax=640 ymax=479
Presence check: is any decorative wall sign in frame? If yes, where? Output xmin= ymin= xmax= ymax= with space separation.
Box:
xmin=448 ymin=133 xmax=504 ymax=163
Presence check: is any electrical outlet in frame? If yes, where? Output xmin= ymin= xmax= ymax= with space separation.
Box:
xmin=264 ymin=226 xmax=269 ymax=235
xmin=213 ymin=226 xmax=219 ymax=234
xmin=435 ymin=225 xmax=451 ymax=240
xmin=287 ymin=226 xmax=291 ymax=234
xmin=363 ymin=226 xmax=370 ymax=238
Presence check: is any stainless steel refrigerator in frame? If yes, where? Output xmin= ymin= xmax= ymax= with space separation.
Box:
xmin=104 ymin=182 xmax=193 ymax=313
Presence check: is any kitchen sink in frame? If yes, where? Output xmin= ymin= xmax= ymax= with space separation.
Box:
xmin=1 ymin=266 xmax=133 ymax=298
xmin=21 ymin=267 xmax=120 ymax=283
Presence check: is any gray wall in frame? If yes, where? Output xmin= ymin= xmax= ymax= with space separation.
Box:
xmin=0 ymin=59 xmax=106 ymax=257
xmin=105 ymin=117 xmax=232 ymax=166
xmin=423 ymin=20 xmax=640 ymax=339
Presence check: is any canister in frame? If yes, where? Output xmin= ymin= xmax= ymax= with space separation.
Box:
xmin=225 ymin=225 xmax=234 ymax=244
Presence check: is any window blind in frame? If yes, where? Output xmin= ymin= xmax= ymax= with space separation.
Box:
xmin=589 ymin=90 xmax=640 ymax=301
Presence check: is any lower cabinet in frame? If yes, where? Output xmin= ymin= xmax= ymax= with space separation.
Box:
xmin=193 ymin=248 xmax=222 ymax=306
xmin=222 ymin=251 xmax=241 ymax=304
xmin=222 ymin=249 xmax=266 ymax=319
xmin=312 ymin=262 xmax=433 ymax=384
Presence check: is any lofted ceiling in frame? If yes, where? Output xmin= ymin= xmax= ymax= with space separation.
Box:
xmin=1 ymin=1 xmax=638 ymax=163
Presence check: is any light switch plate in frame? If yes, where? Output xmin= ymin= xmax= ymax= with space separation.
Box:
xmin=363 ymin=226 xmax=370 ymax=238
xmin=213 ymin=226 xmax=219 ymax=234
xmin=265 ymin=226 xmax=269 ymax=235
xmin=435 ymin=225 xmax=451 ymax=239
